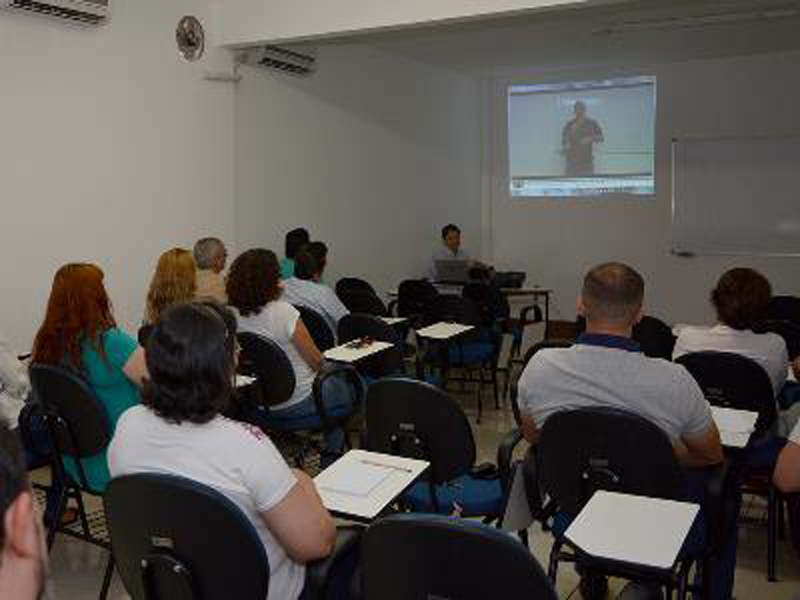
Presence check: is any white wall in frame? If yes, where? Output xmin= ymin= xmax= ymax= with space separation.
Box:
xmin=487 ymin=50 xmax=800 ymax=325
xmin=234 ymin=44 xmax=481 ymax=295
xmin=0 ymin=0 xmax=236 ymax=349
xmin=215 ymin=0 xmax=602 ymax=46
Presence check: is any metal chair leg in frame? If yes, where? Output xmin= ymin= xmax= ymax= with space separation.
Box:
xmin=767 ymin=484 xmax=777 ymax=582
xmin=98 ymin=551 xmax=115 ymax=600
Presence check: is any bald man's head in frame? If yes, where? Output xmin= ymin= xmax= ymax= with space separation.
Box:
xmin=581 ymin=262 xmax=644 ymax=326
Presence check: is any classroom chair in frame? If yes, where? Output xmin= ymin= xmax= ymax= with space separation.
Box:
xmin=294 ymin=304 xmax=336 ymax=351
xmin=337 ymin=314 xmax=404 ymax=379
xmin=29 ymin=364 xmax=116 ymax=600
xmin=363 ymin=378 xmax=523 ymax=523
xmin=360 ymin=513 xmax=557 ymax=600
xmin=535 ymin=407 xmax=732 ymax=600
xmin=335 ymin=276 xmax=377 ymax=297
xmin=337 ymin=289 xmax=389 ymax=317
xmin=676 ymin=351 xmax=786 ymax=580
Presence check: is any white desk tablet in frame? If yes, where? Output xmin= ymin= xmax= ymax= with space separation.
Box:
xmin=564 ymin=491 xmax=699 ymax=571
xmin=415 ymin=322 xmax=475 ymax=340
xmin=235 ymin=374 xmax=256 ymax=387
xmin=323 ymin=340 xmax=393 ymax=363
xmin=380 ymin=317 xmax=408 ymax=326
xmin=315 ymin=450 xmax=429 ymax=521
xmin=711 ymin=406 xmax=758 ymax=449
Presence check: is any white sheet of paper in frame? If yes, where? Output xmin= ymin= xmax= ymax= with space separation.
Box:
xmin=316 ymin=461 xmax=393 ymax=497
xmin=380 ymin=317 xmax=407 ymax=325
xmin=565 ymin=491 xmax=699 ymax=570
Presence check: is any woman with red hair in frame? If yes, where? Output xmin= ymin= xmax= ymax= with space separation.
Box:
xmin=32 ymin=263 xmax=146 ymax=492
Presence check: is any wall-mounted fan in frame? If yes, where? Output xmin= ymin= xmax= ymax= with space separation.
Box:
xmin=176 ymin=15 xmax=205 ymax=62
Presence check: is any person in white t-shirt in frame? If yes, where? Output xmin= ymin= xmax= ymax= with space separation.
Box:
xmin=226 ymin=249 xmax=359 ymax=454
xmin=673 ymin=268 xmax=790 ymax=396
xmin=108 ymin=302 xmax=336 ymax=600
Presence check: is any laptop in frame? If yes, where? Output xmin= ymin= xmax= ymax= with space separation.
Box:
xmin=434 ymin=260 xmax=471 ymax=284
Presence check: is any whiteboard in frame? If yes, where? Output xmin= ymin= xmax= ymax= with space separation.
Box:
xmin=672 ymin=136 xmax=800 ymax=256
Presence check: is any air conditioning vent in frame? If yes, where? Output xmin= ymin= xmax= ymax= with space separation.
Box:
xmin=237 ymin=45 xmax=316 ymax=76
xmin=1 ymin=0 xmax=109 ymax=24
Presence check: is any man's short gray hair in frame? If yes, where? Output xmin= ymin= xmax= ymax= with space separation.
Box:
xmin=193 ymin=237 xmax=225 ymax=270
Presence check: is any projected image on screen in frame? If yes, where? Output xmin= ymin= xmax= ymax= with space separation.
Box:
xmin=509 ymin=76 xmax=655 ymax=198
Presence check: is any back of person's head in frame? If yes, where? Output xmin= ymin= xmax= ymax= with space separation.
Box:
xmin=32 ymin=263 xmax=115 ymax=369
xmin=294 ymin=249 xmax=319 ymax=281
xmin=0 ymin=419 xmax=46 ymax=598
xmin=193 ymin=237 xmax=226 ymax=272
xmin=284 ymin=228 xmax=310 ymax=259
xmin=142 ymin=303 xmax=235 ymax=425
xmin=441 ymin=224 xmax=460 ymax=239
xmin=145 ymin=248 xmax=197 ymax=324
xmin=712 ymin=268 xmax=772 ymax=330
xmin=307 ymin=241 xmax=328 ymax=275
xmin=581 ymin=262 xmax=644 ymax=326
xmin=226 ymin=249 xmax=281 ymax=317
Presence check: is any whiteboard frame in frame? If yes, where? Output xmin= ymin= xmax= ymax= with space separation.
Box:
xmin=671 ymin=134 xmax=800 ymax=258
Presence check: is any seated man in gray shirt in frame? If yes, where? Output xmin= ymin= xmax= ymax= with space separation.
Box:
xmin=282 ymin=245 xmax=348 ymax=342
xmin=518 ymin=262 xmax=722 ymax=467
xmin=518 ymin=262 xmax=732 ymax=599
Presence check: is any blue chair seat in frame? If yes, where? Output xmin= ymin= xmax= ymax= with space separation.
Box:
xmin=402 ymin=474 xmax=504 ymax=517
xmin=448 ymin=342 xmax=494 ymax=365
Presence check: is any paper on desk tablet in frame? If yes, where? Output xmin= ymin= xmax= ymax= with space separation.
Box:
xmin=316 ymin=461 xmax=393 ymax=497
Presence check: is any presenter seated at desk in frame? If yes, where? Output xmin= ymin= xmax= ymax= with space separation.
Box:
xmin=283 ymin=247 xmax=349 ymax=342
xmin=108 ymin=303 xmax=337 ymax=600
xmin=517 ymin=262 xmax=734 ymax=600
xmin=227 ymin=249 xmax=359 ymax=454
xmin=426 ymin=224 xmax=487 ymax=281
xmin=673 ymin=268 xmax=799 ymax=435
xmin=280 ymin=227 xmax=310 ymax=280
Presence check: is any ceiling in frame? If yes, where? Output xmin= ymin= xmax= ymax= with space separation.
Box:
xmin=331 ymin=0 xmax=800 ymax=75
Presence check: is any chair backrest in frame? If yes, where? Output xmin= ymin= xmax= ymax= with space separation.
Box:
xmin=336 ymin=277 xmax=376 ymax=297
xmin=633 ymin=315 xmax=676 ymax=360
xmin=236 ymin=332 xmax=296 ymax=408
xmin=755 ymin=319 xmax=800 ymax=360
xmin=462 ymin=281 xmax=510 ymax=325
xmin=768 ymin=295 xmax=800 ymax=327
xmin=364 ymin=378 xmax=475 ymax=484
xmin=105 ymin=473 xmax=269 ymax=600
xmin=294 ymin=304 xmax=335 ymax=351
xmin=675 ymin=351 xmax=776 ymax=432
xmin=537 ymin=408 xmax=686 ymax=516
xmin=361 ymin=513 xmax=557 ymax=600
xmin=397 ymin=279 xmax=439 ymax=320
xmin=337 ymin=290 xmax=388 ymax=317
xmin=337 ymin=314 xmax=403 ymax=377
xmin=575 ymin=315 xmax=675 ymax=359
xmin=29 ymin=364 xmax=111 ymax=461
xmin=510 ymin=340 xmax=573 ymax=426
xmin=427 ymin=294 xmax=483 ymax=327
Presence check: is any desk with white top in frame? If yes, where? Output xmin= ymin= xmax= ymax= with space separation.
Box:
xmin=324 ymin=340 xmax=394 ymax=363
xmin=314 ymin=449 xmax=429 ymax=522
xmin=711 ymin=406 xmax=758 ymax=449
xmin=564 ymin=490 xmax=700 ymax=574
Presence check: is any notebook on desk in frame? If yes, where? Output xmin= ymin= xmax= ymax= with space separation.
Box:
xmin=434 ymin=259 xmax=470 ymax=284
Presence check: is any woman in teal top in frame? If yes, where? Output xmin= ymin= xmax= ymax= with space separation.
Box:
xmin=32 ymin=264 xmax=146 ymax=494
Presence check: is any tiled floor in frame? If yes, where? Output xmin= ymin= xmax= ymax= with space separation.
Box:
xmin=41 ymin=383 xmax=800 ymax=599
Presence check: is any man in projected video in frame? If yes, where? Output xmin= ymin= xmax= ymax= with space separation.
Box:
xmin=561 ymin=100 xmax=604 ymax=176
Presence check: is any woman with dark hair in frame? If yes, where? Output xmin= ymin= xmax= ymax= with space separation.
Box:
xmin=31 ymin=263 xmax=146 ymax=493
xmin=108 ymin=303 xmax=335 ymax=600
xmin=280 ymin=227 xmax=310 ymax=280
xmin=673 ymin=268 xmax=789 ymax=396
xmin=226 ymin=249 xmax=358 ymax=453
